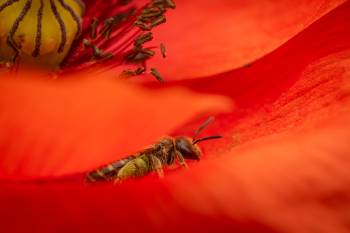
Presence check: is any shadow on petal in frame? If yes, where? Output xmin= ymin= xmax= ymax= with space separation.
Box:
xmin=0 ymin=71 xmax=232 ymax=180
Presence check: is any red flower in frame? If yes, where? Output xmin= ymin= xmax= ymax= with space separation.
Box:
xmin=1 ymin=0 xmax=350 ymax=232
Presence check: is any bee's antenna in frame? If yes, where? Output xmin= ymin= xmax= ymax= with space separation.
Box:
xmin=192 ymin=116 xmax=215 ymax=142
xmin=193 ymin=135 xmax=222 ymax=145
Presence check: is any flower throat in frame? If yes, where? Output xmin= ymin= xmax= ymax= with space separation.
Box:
xmin=0 ymin=0 xmax=176 ymax=82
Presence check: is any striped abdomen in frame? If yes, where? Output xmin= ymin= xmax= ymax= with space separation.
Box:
xmin=86 ymin=156 xmax=136 ymax=182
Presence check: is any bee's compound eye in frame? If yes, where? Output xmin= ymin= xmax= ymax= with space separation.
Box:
xmin=175 ymin=137 xmax=200 ymax=160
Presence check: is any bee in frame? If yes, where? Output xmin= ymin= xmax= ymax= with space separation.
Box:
xmin=86 ymin=117 xmax=221 ymax=183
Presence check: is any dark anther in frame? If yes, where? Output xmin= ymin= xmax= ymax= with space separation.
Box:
xmin=90 ymin=17 xmax=99 ymax=39
xmin=134 ymin=21 xmax=151 ymax=31
xmin=151 ymin=15 xmax=166 ymax=27
xmin=160 ymin=43 xmax=166 ymax=58
xmin=150 ymin=67 xmax=164 ymax=83
xmin=92 ymin=45 xmax=114 ymax=60
xmin=82 ymin=38 xmax=91 ymax=48
xmin=134 ymin=32 xmax=153 ymax=47
xmin=100 ymin=9 xmax=135 ymax=39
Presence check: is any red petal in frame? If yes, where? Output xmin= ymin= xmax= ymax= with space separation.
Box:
xmin=1 ymin=95 xmax=349 ymax=233
xmin=0 ymin=71 xmax=231 ymax=180
xmin=165 ymin=107 xmax=350 ymax=233
xmin=1 ymin=2 xmax=350 ymax=233
xmin=170 ymin=0 xmax=350 ymax=156
xmin=148 ymin=0 xmax=345 ymax=80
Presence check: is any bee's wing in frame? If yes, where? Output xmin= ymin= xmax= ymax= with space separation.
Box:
xmin=108 ymin=155 xmax=136 ymax=170
xmin=107 ymin=147 xmax=155 ymax=170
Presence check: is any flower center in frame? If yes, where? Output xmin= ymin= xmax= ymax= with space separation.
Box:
xmin=61 ymin=0 xmax=176 ymax=82
xmin=0 ymin=0 xmax=84 ymax=69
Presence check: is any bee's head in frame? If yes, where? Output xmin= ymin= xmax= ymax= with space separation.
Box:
xmin=175 ymin=117 xmax=222 ymax=161
xmin=175 ymin=136 xmax=201 ymax=160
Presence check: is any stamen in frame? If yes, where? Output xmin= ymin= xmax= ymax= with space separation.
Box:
xmin=153 ymin=0 xmax=176 ymax=9
xmin=82 ymin=39 xmax=91 ymax=48
xmin=121 ymin=69 xmax=135 ymax=77
xmin=160 ymin=43 xmax=166 ymax=58
xmin=121 ymin=66 xmax=146 ymax=77
xmin=92 ymin=45 xmax=101 ymax=59
xmin=151 ymin=15 xmax=166 ymax=27
xmin=100 ymin=9 xmax=135 ymax=39
xmin=134 ymin=21 xmax=151 ymax=31
xmin=126 ymin=47 xmax=155 ymax=62
xmin=60 ymin=0 xmax=175 ymax=81
xmin=50 ymin=0 xmax=67 ymax=53
xmin=139 ymin=7 xmax=164 ymax=19
xmin=135 ymin=66 xmax=146 ymax=75
xmin=150 ymin=67 xmax=164 ymax=83
xmin=100 ymin=17 xmax=115 ymax=39
xmin=134 ymin=32 xmax=153 ymax=47
xmin=140 ymin=48 xmax=155 ymax=56
xmin=92 ymin=45 xmax=114 ymax=61
xmin=89 ymin=17 xmax=99 ymax=39
xmin=164 ymin=0 xmax=176 ymax=9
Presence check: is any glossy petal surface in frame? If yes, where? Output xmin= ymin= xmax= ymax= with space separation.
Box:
xmin=1 ymin=1 xmax=350 ymax=233
xmin=148 ymin=0 xmax=345 ymax=80
xmin=0 ymin=72 xmax=231 ymax=179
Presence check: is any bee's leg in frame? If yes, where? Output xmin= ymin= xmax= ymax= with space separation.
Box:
xmin=149 ymin=155 xmax=164 ymax=178
xmin=176 ymin=151 xmax=188 ymax=169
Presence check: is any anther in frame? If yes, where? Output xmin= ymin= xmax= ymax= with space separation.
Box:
xmin=92 ymin=45 xmax=114 ymax=60
xmin=134 ymin=32 xmax=153 ymax=47
xmin=100 ymin=17 xmax=115 ymax=39
xmin=135 ymin=66 xmax=146 ymax=75
xmin=121 ymin=66 xmax=146 ymax=77
xmin=160 ymin=43 xmax=166 ymax=58
xmin=164 ymin=0 xmax=176 ymax=9
xmin=134 ymin=21 xmax=151 ymax=31
xmin=151 ymin=15 xmax=166 ymax=27
xmin=100 ymin=9 xmax=135 ymax=39
xmin=82 ymin=39 xmax=91 ymax=48
xmin=141 ymin=7 xmax=164 ymax=18
xmin=150 ymin=67 xmax=164 ymax=83
xmin=126 ymin=47 xmax=155 ymax=62
xmin=90 ymin=17 xmax=99 ymax=39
